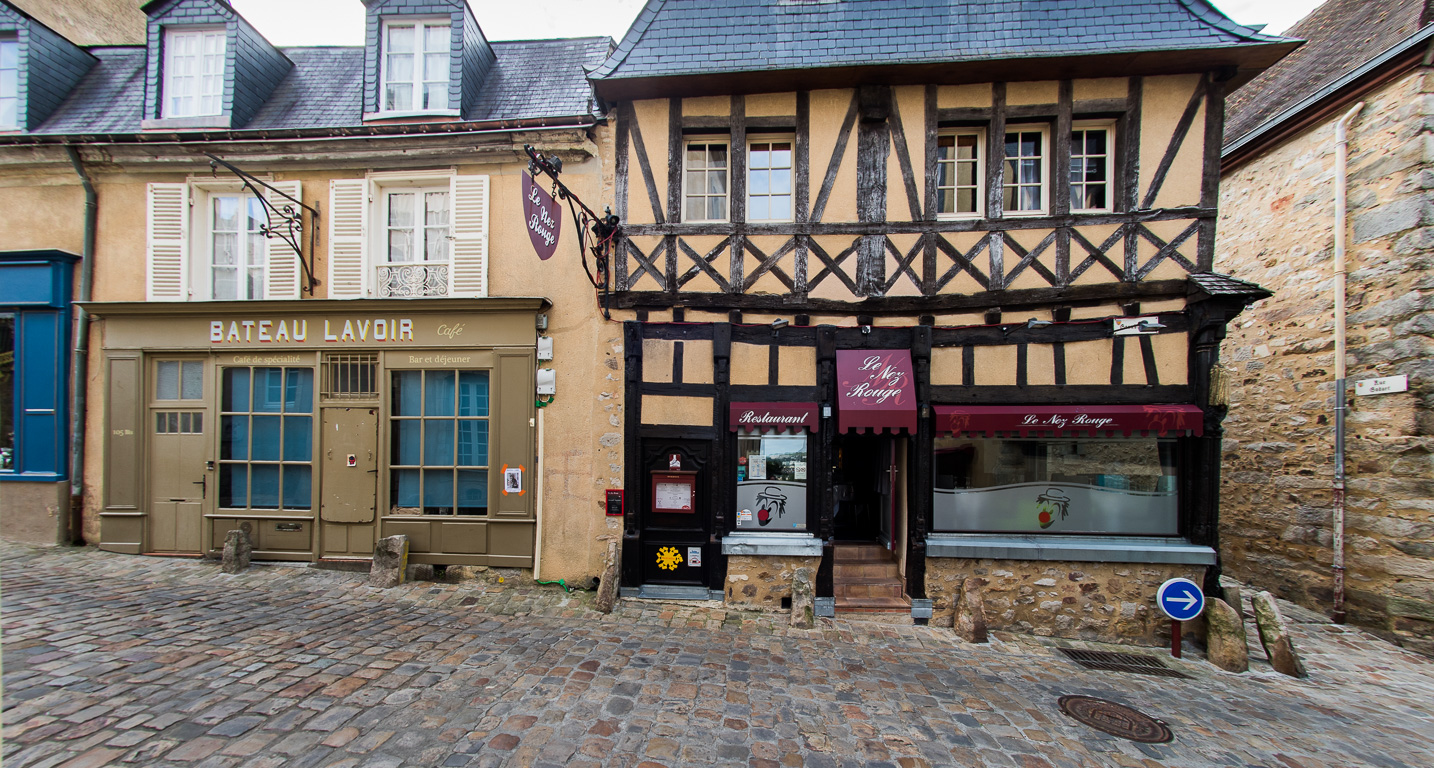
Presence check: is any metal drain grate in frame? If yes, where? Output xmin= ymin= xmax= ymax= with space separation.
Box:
xmin=1056 ymin=648 xmax=1192 ymax=679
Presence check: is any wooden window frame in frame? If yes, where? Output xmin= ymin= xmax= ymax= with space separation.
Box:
xmin=935 ymin=129 xmax=985 ymax=220
xmin=162 ymin=26 xmax=226 ymax=119
xmin=1002 ymin=123 xmax=1050 ymax=217
xmin=1070 ymin=120 xmax=1116 ymax=214
xmin=682 ymin=138 xmax=731 ymax=223
xmin=746 ymin=134 xmax=795 ymax=223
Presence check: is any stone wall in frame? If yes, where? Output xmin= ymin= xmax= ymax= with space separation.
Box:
xmin=1217 ymin=69 xmax=1434 ymax=655
xmin=927 ymin=557 xmax=1206 ymax=645
xmin=724 ymin=555 xmax=821 ymax=611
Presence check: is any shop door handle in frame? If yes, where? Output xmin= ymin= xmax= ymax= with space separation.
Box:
xmin=193 ymin=476 xmax=206 ymax=498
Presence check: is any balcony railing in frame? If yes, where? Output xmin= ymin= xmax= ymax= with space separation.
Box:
xmin=377 ymin=263 xmax=449 ymax=298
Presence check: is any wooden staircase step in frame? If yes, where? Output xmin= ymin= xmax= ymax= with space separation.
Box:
xmin=835 ymin=544 xmax=894 ymax=562
xmin=834 ymin=595 xmax=912 ymax=611
xmin=834 ymin=562 xmax=900 ymax=579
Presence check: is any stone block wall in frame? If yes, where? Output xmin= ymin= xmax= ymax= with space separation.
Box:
xmin=724 ymin=555 xmax=820 ymax=611
xmin=1217 ymin=69 xmax=1434 ymax=656
xmin=927 ymin=557 xmax=1206 ymax=646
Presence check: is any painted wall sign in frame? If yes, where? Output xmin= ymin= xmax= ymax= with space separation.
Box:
xmin=1354 ymin=374 xmax=1408 ymax=396
xmin=209 ymin=318 xmax=415 ymax=344
xmin=835 ymin=350 xmax=917 ymax=432
xmin=935 ymin=404 xmax=1203 ymax=437
xmin=522 ymin=171 xmax=562 ymax=261
xmin=728 ymin=401 xmax=819 ymax=433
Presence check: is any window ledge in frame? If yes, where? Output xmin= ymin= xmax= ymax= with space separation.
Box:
xmin=363 ymin=109 xmax=462 ymax=122
xmin=722 ymin=532 xmax=822 ymax=557
xmin=925 ymin=533 xmax=1215 ymax=565
xmin=0 ymin=472 xmax=67 ymax=482
xmin=142 ymin=116 xmax=230 ymax=130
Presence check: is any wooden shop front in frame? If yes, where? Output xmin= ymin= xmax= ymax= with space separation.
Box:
xmin=88 ymin=299 xmax=543 ymax=567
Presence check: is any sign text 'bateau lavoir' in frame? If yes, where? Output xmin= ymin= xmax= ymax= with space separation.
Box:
xmin=209 ymin=318 xmax=416 ymax=344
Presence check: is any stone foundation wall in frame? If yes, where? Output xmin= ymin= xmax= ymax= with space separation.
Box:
xmin=725 ymin=555 xmax=821 ymax=611
xmin=927 ymin=557 xmax=1206 ymax=645
xmin=0 ymin=481 xmax=66 ymax=545
xmin=1218 ymin=70 xmax=1434 ymax=656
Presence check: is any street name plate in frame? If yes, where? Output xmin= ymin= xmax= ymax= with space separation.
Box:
xmin=1355 ymin=374 xmax=1408 ymax=396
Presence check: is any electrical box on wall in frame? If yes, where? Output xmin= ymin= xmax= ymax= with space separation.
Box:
xmin=536 ymin=368 xmax=556 ymax=395
xmin=535 ymin=314 xmax=548 ymax=331
xmin=537 ymin=336 xmax=554 ymax=361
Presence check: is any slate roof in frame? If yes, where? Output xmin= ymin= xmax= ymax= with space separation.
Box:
xmin=1188 ymin=272 xmax=1272 ymax=300
xmin=25 ymin=36 xmax=610 ymax=136
xmin=591 ymin=0 xmax=1293 ymax=82
xmin=1224 ymin=0 xmax=1431 ymax=149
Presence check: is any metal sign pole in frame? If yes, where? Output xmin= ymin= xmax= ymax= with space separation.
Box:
xmin=1170 ymin=620 xmax=1181 ymax=659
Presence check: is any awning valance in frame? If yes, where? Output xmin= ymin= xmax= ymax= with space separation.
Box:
xmin=729 ymin=402 xmax=819 ymax=433
xmin=935 ymin=405 xmax=1204 ymax=437
xmin=836 ymin=349 xmax=917 ymax=433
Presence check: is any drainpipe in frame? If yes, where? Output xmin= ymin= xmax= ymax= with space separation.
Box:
xmin=64 ymin=145 xmax=96 ymax=546
xmin=1331 ymin=102 xmax=1363 ymax=625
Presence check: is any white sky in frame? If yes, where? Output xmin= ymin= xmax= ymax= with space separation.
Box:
xmin=230 ymin=0 xmax=1324 ymax=47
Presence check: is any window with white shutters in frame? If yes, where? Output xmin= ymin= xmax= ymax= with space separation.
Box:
xmin=147 ymin=183 xmax=190 ymax=301
xmin=264 ymin=181 xmax=303 ymax=300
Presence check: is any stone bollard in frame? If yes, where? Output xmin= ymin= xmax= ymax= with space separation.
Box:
xmin=790 ymin=566 xmax=816 ymax=629
xmin=954 ymin=577 xmax=988 ymax=643
xmin=1219 ymin=575 xmax=1245 ymax=617
xmin=370 ymin=535 xmax=410 ymax=588
xmin=221 ymin=529 xmax=252 ymax=574
xmin=1204 ymin=597 xmax=1249 ymax=673
xmin=593 ymin=541 xmax=621 ymax=614
xmin=1252 ymin=591 xmax=1307 ymax=678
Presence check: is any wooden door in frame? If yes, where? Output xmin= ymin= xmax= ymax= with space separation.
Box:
xmin=639 ymin=439 xmax=712 ymax=587
xmin=319 ymin=406 xmax=378 ymax=557
xmin=148 ymin=410 xmax=207 ymax=553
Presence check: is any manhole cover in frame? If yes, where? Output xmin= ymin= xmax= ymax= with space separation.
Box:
xmin=1057 ymin=695 xmax=1173 ymax=743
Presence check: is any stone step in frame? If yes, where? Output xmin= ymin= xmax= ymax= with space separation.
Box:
xmin=835 ymin=544 xmax=893 ymax=562
xmin=836 ymin=580 xmax=906 ymax=599
xmin=834 ymin=562 xmax=900 ymax=579
xmin=834 ymin=595 xmax=912 ymax=612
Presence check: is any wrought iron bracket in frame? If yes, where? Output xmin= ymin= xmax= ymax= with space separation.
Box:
xmin=524 ymin=144 xmax=621 ymax=319
xmin=203 ymin=153 xmax=322 ymax=295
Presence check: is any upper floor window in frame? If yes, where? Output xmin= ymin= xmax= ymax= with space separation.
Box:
xmin=378 ymin=187 xmax=450 ymax=297
xmin=0 ymin=37 xmax=18 ymax=129
xmin=1003 ymin=126 xmax=1048 ymax=215
xmin=684 ymin=140 xmax=729 ymax=222
xmin=163 ymin=28 xmax=226 ymax=118
xmin=747 ymin=138 xmax=793 ymax=222
xmin=936 ymin=132 xmax=983 ymax=218
xmin=382 ymin=20 xmax=450 ymax=113
xmin=209 ymin=192 xmax=266 ymax=300
xmin=1070 ymin=123 xmax=1114 ymax=213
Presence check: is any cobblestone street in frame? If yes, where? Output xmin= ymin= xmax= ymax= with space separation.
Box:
xmin=3 ymin=541 xmax=1433 ymax=768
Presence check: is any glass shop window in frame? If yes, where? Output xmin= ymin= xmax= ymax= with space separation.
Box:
xmin=734 ymin=433 xmax=808 ymax=531
xmin=219 ymin=367 xmax=314 ymax=511
xmin=0 ymin=314 xmax=13 ymax=471
xmin=932 ymin=437 xmax=1177 ymax=535
xmin=156 ymin=360 xmax=204 ymax=401
xmin=389 ymin=370 xmax=489 ymax=516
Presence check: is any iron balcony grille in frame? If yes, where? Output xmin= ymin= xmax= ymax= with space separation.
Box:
xmin=323 ymin=353 xmax=379 ymax=400
xmin=377 ymin=263 xmax=448 ymax=297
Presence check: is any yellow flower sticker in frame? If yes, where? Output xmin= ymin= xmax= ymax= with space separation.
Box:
xmin=656 ymin=546 xmax=683 ymax=570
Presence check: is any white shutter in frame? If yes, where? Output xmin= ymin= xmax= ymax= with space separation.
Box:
xmin=264 ymin=180 xmax=303 ymax=300
xmin=328 ymin=179 xmax=367 ymax=299
xmin=450 ymin=174 xmax=489 ymax=298
xmin=146 ymin=183 xmax=189 ymax=301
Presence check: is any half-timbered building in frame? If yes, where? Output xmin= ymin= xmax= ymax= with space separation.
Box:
xmin=592 ymin=0 xmax=1296 ymax=642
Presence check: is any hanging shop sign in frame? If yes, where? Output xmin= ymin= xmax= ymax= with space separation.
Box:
xmin=728 ymin=402 xmax=819 ymax=433
xmin=522 ymin=171 xmax=562 ymax=261
xmin=934 ymin=404 xmax=1204 ymax=437
xmin=835 ymin=350 xmax=917 ymax=432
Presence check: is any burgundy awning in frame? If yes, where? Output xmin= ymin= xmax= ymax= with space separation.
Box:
xmin=729 ymin=402 xmax=819 ymax=433
xmin=934 ymin=405 xmax=1204 ymax=437
xmin=836 ymin=349 xmax=917 ymax=433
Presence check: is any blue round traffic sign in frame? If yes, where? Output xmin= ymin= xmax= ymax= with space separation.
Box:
xmin=1156 ymin=577 xmax=1205 ymax=621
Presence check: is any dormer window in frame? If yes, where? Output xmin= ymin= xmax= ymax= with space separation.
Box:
xmin=0 ymin=36 xmax=17 ymax=129
xmin=382 ymin=19 xmax=450 ymax=113
xmin=163 ymin=27 xmax=226 ymax=118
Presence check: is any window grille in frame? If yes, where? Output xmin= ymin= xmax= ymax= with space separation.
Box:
xmin=323 ymin=353 xmax=379 ymax=399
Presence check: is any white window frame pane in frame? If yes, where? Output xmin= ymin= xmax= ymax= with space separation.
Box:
xmin=935 ymin=130 xmax=985 ymax=219
xmin=208 ymin=191 xmax=266 ymax=300
xmin=163 ymin=28 xmax=226 ymax=119
xmin=0 ymin=38 xmax=18 ymax=129
xmin=746 ymin=136 xmax=794 ymax=223
xmin=1070 ymin=121 xmax=1115 ymax=213
xmin=1002 ymin=124 xmax=1049 ymax=216
xmin=381 ymin=19 xmax=451 ymax=113
xmin=683 ymin=139 xmax=729 ymax=223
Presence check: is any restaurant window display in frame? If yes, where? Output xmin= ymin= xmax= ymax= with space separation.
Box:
xmin=933 ymin=437 xmax=1178 ymax=535
xmin=734 ymin=433 xmax=808 ymax=531
xmin=389 ymin=369 xmax=490 ymax=516
xmin=220 ymin=367 xmax=315 ymax=511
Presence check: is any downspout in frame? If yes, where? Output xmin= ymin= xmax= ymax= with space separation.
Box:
xmin=1331 ymin=102 xmax=1363 ymax=624
xmin=64 ymin=145 xmax=96 ymax=546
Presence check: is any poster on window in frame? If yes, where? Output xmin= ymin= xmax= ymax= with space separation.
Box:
xmin=735 ymin=481 xmax=806 ymax=530
xmin=932 ymin=482 xmax=1177 ymax=535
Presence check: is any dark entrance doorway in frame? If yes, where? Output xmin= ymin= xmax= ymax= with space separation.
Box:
xmin=833 ymin=433 xmax=895 ymax=544
xmin=637 ymin=438 xmax=712 ymax=589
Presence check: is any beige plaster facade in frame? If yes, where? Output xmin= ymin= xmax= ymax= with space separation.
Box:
xmin=1218 ymin=69 xmax=1434 ymax=655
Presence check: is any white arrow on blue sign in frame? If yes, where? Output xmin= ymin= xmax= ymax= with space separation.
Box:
xmin=1156 ymin=577 xmax=1206 ymax=621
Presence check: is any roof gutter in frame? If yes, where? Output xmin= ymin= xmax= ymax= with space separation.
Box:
xmin=1222 ymin=24 xmax=1434 ymax=170
xmin=0 ymin=114 xmax=601 ymax=148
